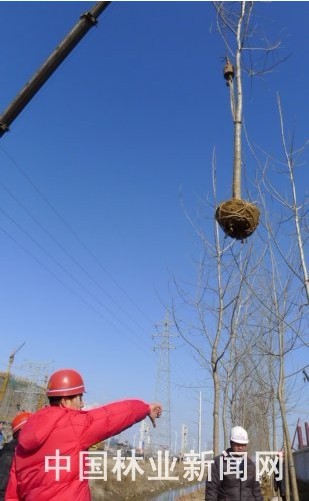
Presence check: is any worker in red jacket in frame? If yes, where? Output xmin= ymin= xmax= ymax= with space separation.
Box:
xmin=5 ymin=368 xmax=162 ymax=501
xmin=0 ymin=412 xmax=32 ymax=500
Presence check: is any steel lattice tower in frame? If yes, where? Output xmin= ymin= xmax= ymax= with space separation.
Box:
xmin=152 ymin=313 xmax=175 ymax=452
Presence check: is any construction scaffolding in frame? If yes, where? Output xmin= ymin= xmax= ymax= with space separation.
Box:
xmin=0 ymin=360 xmax=52 ymax=423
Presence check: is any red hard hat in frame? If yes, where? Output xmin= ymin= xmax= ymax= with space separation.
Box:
xmin=46 ymin=369 xmax=85 ymax=397
xmin=12 ymin=412 xmax=32 ymax=434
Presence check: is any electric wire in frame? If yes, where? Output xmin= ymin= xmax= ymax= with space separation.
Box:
xmin=0 ymin=144 xmax=153 ymax=326
xmin=0 ymin=208 xmax=153 ymax=357
xmin=0 ymin=203 xmax=208 ymax=429
xmin=0 ymin=175 xmax=150 ymax=335
xmin=0 ymin=225 xmax=110 ymax=322
xmin=0 ymin=149 xmax=200 ymax=393
xmin=0 ymin=146 xmax=159 ymax=356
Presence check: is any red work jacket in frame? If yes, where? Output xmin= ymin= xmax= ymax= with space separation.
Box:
xmin=5 ymin=399 xmax=150 ymax=500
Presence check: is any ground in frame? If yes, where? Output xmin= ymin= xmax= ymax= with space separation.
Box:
xmin=89 ymin=456 xmax=309 ymax=500
xmin=90 ymin=457 xmax=202 ymax=500
xmin=176 ymin=487 xmax=204 ymax=500
xmin=176 ymin=478 xmax=309 ymax=501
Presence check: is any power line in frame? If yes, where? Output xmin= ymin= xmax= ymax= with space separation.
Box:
xmin=0 ymin=174 xmax=149 ymax=334
xmin=0 ymin=224 xmax=153 ymax=358
xmin=0 ymin=144 xmax=153 ymax=326
xmin=0 ymin=147 xmax=159 ymax=354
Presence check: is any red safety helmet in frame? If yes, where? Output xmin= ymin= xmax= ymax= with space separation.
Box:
xmin=12 ymin=412 xmax=32 ymax=434
xmin=46 ymin=369 xmax=85 ymax=397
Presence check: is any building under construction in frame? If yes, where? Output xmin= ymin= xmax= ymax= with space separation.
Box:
xmin=0 ymin=343 xmax=51 ymax=426
xmin=0 ymin=370 xmax=48 ymax=424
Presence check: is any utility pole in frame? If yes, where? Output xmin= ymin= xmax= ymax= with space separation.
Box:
xmin=181 ymin=424 xmax=188 ymax=455
xmin=198 ymin=391 xmax=202 ymax=456
xmin=138 ymin=420 xmax=150 ymax=453
xmin=153 ymin=312 xmax=175 ymax=452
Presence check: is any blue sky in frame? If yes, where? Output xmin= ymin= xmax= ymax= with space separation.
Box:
xmin=0 ymin=1 xmax=308 ymax=451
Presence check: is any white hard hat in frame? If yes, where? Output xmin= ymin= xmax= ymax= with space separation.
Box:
xmin=230 ymin=426 xmax=249 ymax=444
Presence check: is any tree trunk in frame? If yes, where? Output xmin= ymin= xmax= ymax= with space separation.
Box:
xmin=232 ymin=2 xmax=245 ymax=199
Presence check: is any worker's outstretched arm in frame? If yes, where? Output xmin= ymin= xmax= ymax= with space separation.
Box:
xmin=78 ymin=399 xmax=161 ymax=450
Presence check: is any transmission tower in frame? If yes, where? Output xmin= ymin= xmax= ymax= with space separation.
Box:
xmin=152 ymin=313 xmax=175 ymax=452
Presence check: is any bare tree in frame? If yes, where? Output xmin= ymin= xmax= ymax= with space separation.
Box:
xmin=213 ymin=8 xmax=306 ymax=500
xmin=267 ymin=246 xmax=301 ymax=501
xmin=213 ymin=1 xmax=284 ymax=240
xmin=172 ymin=151 xmax=265 ymax=454
xmin=264 ymin=94 xmax=309 ymax=305
xmin=171 ymin=8 xmax=306 ymax=499
xmin=243 ymin=90 xmax=308 ymax=499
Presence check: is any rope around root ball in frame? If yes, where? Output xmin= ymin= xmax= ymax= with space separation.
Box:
xmin=215 ymin=198 xmax=260 ymax=240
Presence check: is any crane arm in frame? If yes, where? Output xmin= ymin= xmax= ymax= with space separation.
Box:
xmin=0 ymin=1 xmax=111 ymax=137
xmin=0 ymin=342 xmax=25 ymax=404
xmin=13 ymin=341 xmax=26 ymax=357
xmin=9 ymin=341 xmax=26 ymax=364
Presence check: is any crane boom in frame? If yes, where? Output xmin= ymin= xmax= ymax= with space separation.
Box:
xmin=11 ymin=341 xmax=26 ymax=358
xmin=0 ymin=1 xmax=111 ymax=137
xmin=0 ymin=342 xmax=26 ymax=404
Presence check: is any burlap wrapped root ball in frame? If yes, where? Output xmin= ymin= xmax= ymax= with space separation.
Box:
xmin=215 ymin=198 xmax=260 ymax=240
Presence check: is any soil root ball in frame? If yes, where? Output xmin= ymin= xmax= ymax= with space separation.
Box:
xmin=215 ymin=198 xmax=260 ymax=240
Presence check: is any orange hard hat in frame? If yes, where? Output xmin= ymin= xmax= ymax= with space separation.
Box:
xmin=12 ymin=412 xmax=32 ymax=434
xmin=46 ymin=369 xmax=85 ymax=397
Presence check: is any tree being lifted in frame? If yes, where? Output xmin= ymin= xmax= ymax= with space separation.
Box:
xmin=214 ymin=2 xmax=260 ymax=240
